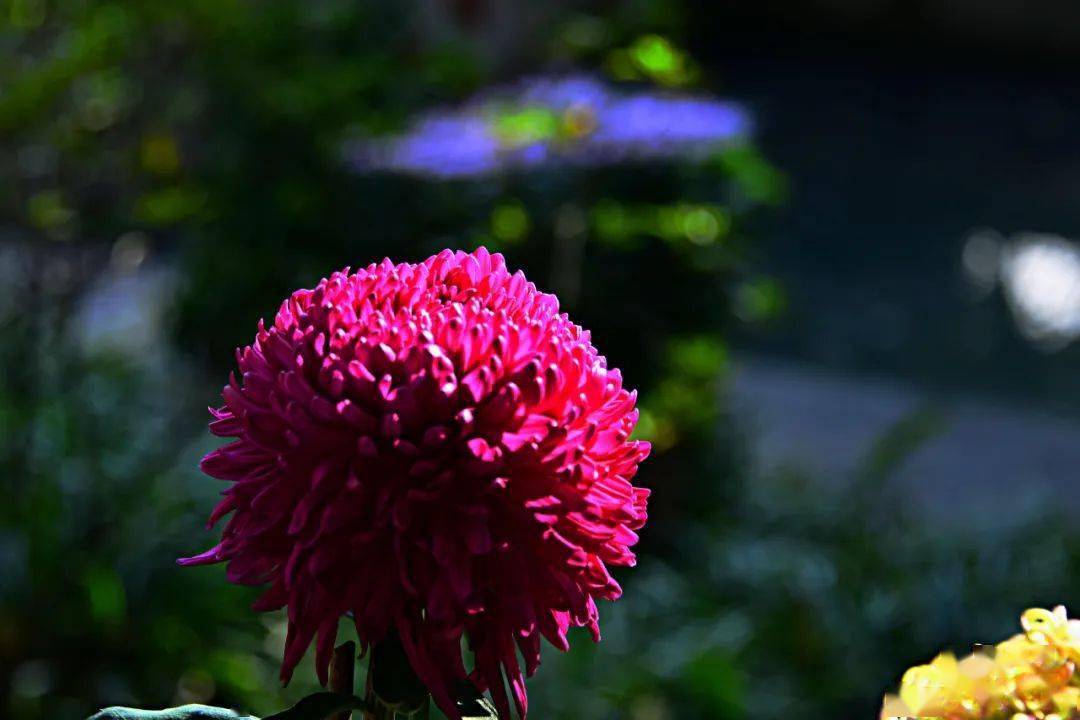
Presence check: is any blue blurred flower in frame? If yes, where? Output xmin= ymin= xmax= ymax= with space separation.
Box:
xmin=589 ymin=95 xmax=749 ymax=160
xmin=346 ymin=75 xmax=751 ymax=179
xmin=350 ymin=115 xmax=501 ymax=179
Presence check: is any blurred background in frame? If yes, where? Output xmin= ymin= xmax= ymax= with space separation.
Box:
xmin=3 ymin=1 xmax=1080 ymax=718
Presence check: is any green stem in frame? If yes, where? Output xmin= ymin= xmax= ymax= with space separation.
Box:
xmin=365 ymin=631 xmax=430 ymax=719
xmin=329 ymin=642 xmax=356 ymax=720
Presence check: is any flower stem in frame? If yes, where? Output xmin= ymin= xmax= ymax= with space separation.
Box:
xmin=362 ymin=647 xmax=394 ymax=720
xmin=364 ymin=631 xmax=429 ymax=719
xmin=329 ymin=641 xmax=356 ymax=720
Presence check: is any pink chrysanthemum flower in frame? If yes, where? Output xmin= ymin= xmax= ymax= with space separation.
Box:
xmin=180 ymin=248 xmax=650 ymax=718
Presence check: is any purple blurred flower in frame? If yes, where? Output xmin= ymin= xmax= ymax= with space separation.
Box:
xmin=517 ymin=74 xmax=611 ymax=112
xmin=345 ymin=74 xmax=751 ymax=179
xmin=588 ymin=96 xmax=750 ymax=160
xmin=351 ymin=115 xmax=500 ymax=180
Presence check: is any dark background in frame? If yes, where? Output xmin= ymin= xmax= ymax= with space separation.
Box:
xmin=3 ymin=2 xmax=1080 ymax=718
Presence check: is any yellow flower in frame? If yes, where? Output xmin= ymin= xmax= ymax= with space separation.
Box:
xmin=1021 ymin=606 xmax=1080 ymax=668
xmin=880 ymin=607 xmax=1080 ymax=720
xmin=900 ymin=653 xmax=959 ymax=712
xmin=997 ymin=634 xmax=1066 ymax=676
xmin=879 ymin=693 xmax=914 ymax=719
xmin=894 ymin=652 xmax=994 ymax=718
xmin=1052 ymin=685 xmax=1080 ymax=716
xmin=1023 ymin=608 xmax=1071 ymax=646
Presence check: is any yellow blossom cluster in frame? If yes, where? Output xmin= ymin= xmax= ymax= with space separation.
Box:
xmin=881 ymin=607 xmax=1080 ymax=720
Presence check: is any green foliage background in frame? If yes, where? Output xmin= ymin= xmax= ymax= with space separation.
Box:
xmin=1 ymin=2 xmax=1076 ymax=719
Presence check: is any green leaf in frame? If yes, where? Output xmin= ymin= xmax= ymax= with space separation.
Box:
xmin=88 ymin=705 xmax=256 ymax=720
xmin=262 ymin=692 xmax=369 ymax=720
xmin=88 ymin=694 xmax=371 ymax=720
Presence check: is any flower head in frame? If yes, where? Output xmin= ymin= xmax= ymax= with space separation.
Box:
xmin=881 ymin=606 xmax=1080 ymax=720
xmin=180 ymin=248 xmax=651 ymax=718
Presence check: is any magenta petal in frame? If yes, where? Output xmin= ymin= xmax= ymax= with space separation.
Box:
xmin=176 ymin=544 xmax=224 ymax=566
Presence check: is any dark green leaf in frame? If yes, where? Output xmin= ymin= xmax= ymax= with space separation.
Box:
xmin=261 ymin=692 xmax=369 ymax=720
